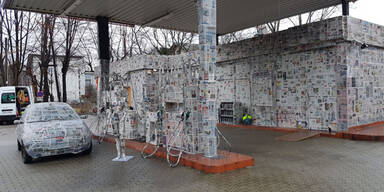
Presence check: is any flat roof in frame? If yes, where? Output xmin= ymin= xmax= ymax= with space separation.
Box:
xmin=3 ymin=0 xmax=354 ymax=34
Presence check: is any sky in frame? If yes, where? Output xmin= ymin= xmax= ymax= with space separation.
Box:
xmin=350 ymin=0 xmax=384 ymax=26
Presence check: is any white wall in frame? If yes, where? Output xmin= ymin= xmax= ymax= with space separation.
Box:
xmin=32 ymin=58 xmax=94 ymax=103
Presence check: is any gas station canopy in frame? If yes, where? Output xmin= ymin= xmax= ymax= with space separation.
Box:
xmin=3 ymin=0 xmax=352 ymax=34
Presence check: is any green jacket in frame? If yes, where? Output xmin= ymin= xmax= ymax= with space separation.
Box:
xmin=243 ymin=115 xmax=252 ymax=121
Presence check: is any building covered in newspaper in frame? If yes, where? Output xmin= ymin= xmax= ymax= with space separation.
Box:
xmin=96 ymin=16 xmax=384 ymax=155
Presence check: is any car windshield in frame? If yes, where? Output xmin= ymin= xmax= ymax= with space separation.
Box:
xmin=25 ymin=104 xmax=80 ymax=123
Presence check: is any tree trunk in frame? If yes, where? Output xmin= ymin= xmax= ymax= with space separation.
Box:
xmin=51 ymin=44 xmax=61 ymax=102
xmin=39 ymin=67 xmax=43 ymax=91
xmin=62 ymin=57 xmax=69 ymax=103
xmin=26 ymin=55 xmax=38 ymax=100
xmin=54 ymin=63 xmax=61 ymax=102
xmin=48 ymin=16 xmax=59 ymax=101
xmin=12 ymin=62 xmax=20 ymax=86
xmin=62 ymin=72 xmax=67 ymax=103
xmin=42 ymin=65 xmax=49 ymax=102
xmin=4 ymin=39 xmax=8 ymax=85
xmin=0 ymin=14 xmax=5 ymax=86
xmin=0 ymin=63 xmax=4 ymax=86
xmin=40 ymin=16 xmax=52 ymax=102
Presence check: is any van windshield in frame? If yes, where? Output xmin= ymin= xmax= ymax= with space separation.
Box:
xmin=1 ymin=93 xmax=16 ymax=104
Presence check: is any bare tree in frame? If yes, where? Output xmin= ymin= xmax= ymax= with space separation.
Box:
xmin=267 ymin=21 xmax=281 ymax=33
xmin=122 ymin=26 xmax=146 ymax=58
xmin=79 ymin=39 xmax=95 ymax=72
xmin=60 ymin=18 xmax=88 ymax=102
xmin=78 ymin=23 xmax=98 ymax=71
xmin=219 ymin=27 xmax=268 ymax=44
xmin=40 ymin=15 xmax=55 ymax=102
xmin=131 ymin=27 xmax=149 ymax=55
xmin=108 ymin=25 xmax=150 ymax=61
xmin=220 ymin=32 xmax=244 ymax=45
xmin=48 ymin=16 xmax=62 ymax=102
xmin=2 ymin=9 xmax=36 ymax=86
xmin=145 ymin=28 xmax=195 ymax=55
xmin=26 ymin=55 xmax=38 ymax=98
xmin=61 ymin=18 xmax=79 ymax=102
xmin=288 ymin=6 xmax=340 ymax=26
xmin=0 ymin=8 xmax=5 ymax=86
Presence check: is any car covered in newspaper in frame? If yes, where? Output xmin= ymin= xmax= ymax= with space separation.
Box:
xmin=15 ymin=102 xmax=92 ymax=163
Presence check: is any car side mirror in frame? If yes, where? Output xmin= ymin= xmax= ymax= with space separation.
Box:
xmin=14 ymin=120 xmax=23 ymax=125
xmin=80 ymin=115 xmax=88 ymax=119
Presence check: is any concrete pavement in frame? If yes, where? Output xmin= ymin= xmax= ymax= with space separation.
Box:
xmin=1 ymin=123 xmax=384 ymax=192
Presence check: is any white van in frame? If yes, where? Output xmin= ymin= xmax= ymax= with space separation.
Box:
xmin=0 ymin=86 xmax=34 ymax=124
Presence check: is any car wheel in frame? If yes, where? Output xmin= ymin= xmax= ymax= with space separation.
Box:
xmin=21 ymin=146 xmax=33 ymax=164
xmin=17 ymin=141 xmax=21 ymax=151
xmin=83 ymin=142 xmax=92 ymax=155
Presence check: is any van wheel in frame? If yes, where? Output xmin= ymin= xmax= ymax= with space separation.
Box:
xmin=17 ymin=141 xmax=21 ymax=151
xmin=21 ymin=146 xmax=32 ymax=164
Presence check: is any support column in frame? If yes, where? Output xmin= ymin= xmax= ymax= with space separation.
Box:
xmin=342 ymin=0 xmax=349 ymax=16
xmin=96 ymin=16 xmax=110 ymax=110
xmin=198 ymin=0 xmax=218 ymax=158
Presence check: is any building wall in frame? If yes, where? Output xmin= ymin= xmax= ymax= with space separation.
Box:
xmin=215 ymin=16 xmax=384 ymax=131
xmin=31 ymin=58 xmax=93 ymax=103
xmin=216 ymin=46 xmax=342 ymax=131
xmin=48 ymin=66 xmax=89 ymax=103
xmin=107 ymin=16 xmax=384 ymax=132
xmin=215 ymin=16 xmax=347 ymax=131
xmin=346 ymin=45 xmax=384 ymax=128
xmin=342 ymin=17 xmax=384 ymax=129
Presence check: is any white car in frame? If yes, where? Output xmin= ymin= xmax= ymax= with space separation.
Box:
xmin=15 ymin=102 xmax=92 ymax=163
